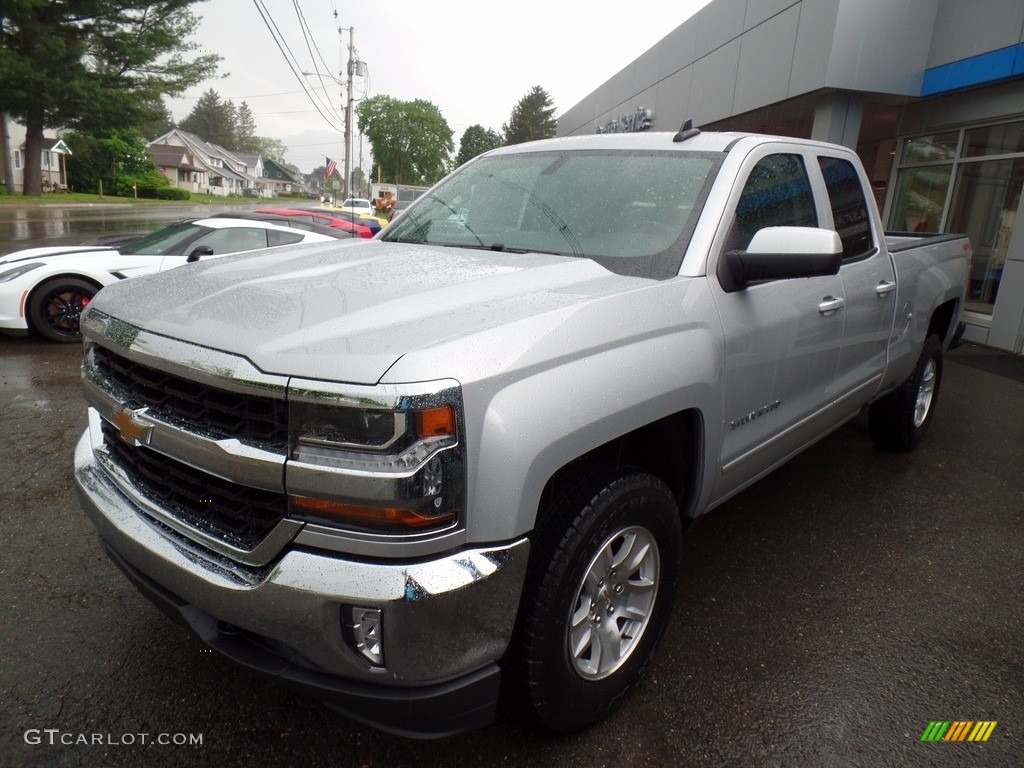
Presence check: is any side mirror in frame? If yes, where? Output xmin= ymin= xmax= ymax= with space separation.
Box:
xmin=724 ymin=227 xmax=842 ymax=290
xmin=186 ymin=245 xmax=215 ymax=263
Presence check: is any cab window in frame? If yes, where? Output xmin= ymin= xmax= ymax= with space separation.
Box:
xmin=731 ymin=153 xmax=817 ymax=250
xmin=818 ymin=156 xmax=873 ymax=260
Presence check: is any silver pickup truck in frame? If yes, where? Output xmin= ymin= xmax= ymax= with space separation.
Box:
xmin=74 ymin=129 xmax=970 ymax=738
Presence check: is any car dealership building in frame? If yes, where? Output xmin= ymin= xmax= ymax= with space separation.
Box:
xmin=558 ymin=0 xmax=1024 ymax=354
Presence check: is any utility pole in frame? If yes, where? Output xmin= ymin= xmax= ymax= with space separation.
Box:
xmin=344 ymin=26 xmax=355 ymax=201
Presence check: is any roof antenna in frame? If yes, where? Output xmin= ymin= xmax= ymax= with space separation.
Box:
xmin=673 ymin=119 xmax=701 ymax=143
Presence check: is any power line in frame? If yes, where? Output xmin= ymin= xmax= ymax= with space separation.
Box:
xmin=249 ymin=0 xmax=344 ymax=134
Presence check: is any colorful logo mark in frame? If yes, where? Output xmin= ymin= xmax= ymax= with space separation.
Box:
xmin=921 ymin=721 xmax=997 ymax=742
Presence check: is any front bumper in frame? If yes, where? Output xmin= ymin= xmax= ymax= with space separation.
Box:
xmin=74 ymin=429 xmax=530 ymax=737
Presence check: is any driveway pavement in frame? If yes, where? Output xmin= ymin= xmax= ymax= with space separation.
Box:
xmin=1 ymin=335 xmax=1021 ymax=768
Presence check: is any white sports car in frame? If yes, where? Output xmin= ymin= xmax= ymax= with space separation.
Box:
xmin=0 ymin=216 xmax=336 ymax=342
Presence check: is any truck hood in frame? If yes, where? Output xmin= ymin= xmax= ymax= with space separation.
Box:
xmin=89 ymin=240 xmax=652 ymax=384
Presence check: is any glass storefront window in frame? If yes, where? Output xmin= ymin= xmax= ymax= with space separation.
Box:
xmin=887 ymin=166 xmax=952 ymax=232
xmin=963 ymin=120 xmax=1024 ymax=158
xmin=948 ymin=157 xmax=1024 ymax=313
xmin=899 ymin=132 xmax=959 ymax=164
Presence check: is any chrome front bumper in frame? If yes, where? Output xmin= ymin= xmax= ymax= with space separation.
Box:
xmin=74 ymin=429 xmax=530 ymax=735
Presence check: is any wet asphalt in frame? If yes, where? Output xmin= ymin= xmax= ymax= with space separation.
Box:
xmin=1 ymin=330 xmax=1021 ymax=768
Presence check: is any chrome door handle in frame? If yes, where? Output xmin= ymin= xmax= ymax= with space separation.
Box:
xmin=818 ymin=296 xmax=845 ymax=314
xmin=875 ymin=281 xmax=896 ymax=296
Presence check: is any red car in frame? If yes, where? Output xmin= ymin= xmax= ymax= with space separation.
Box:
xmin=257 ymin=208 xmax=373 ymax=238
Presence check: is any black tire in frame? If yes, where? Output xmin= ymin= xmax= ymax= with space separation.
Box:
xmin=869 ymin=334 xmax=943 ymax=450
xmin=513 ymin=463 xmax=682 ymax=732
xmin=28 ymin=277 xmax=97 ymax=343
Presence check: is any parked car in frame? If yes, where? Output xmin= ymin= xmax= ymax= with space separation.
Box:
xmin=319 ymin=206 xmax=388 ymax=234
xmin=339 ymin=197 xmax=373 ymax=213
xmin=0 ymin=217 xmax=336 ymax=343
xmin=208 ymin=211 xmax=360 ymax=240
xmin=255 ymin=208 xmax=374 ymax=238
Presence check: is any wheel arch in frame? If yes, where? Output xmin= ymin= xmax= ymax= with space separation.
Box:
xmin=536 ymin=408 xmax=704 ymax=534
xmin=24 ymin=272 xmax=104 ymax=331
xmin=927 ymin=297 xmax=959 ymax=348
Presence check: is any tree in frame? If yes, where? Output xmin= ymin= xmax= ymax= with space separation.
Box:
xmin=137 ymin=100 xmax=176 ymax=141
xmin=0 ymin=1 xmax=219 ymax=195
xmin=235 ymin=101 xmax=258 ymax=150
xmin=503 ymin=86 xmax=557 ymax=146
xmin=455 ymin=125 xmax=503 ymax=167
xmin=247 ymin=136 xmax=288 ymax=163
xmin=64 ymin=128 xmax=162 ymax=196
xmin=179 ymin=89 xmax=237 ymax=149
xmin=356 ymin=95 xmax=453 ymax=186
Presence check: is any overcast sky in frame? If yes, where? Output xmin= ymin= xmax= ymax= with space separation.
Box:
xmin=166 ymin=0 xmax=714 ymax=174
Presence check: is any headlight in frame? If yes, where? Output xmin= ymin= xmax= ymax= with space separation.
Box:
xmin=287 ymin=383 xmax=465 ymax=534
xmin=0 ymin=262 xmax=44 ymax=283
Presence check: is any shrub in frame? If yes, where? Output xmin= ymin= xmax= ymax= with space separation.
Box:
xmin=152 ymin=186 xmax=192 ymax=200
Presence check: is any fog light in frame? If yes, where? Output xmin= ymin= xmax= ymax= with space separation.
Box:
xmin=348 ymin=607 xmax=385 ymax=667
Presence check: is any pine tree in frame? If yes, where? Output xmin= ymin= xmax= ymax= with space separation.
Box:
xmin=0 ymin=1 xmax=219 ymax=195
xmin=179 ymin=89 xmax=237 ymax=148
xmin=236 ymin=102 xmax=258 ymax=152
xmin=503 ymin=86 xmax=557 ymax=146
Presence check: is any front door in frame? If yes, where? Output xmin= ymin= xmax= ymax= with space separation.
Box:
xmin=709 ymin=147 xmax=846 ymax=502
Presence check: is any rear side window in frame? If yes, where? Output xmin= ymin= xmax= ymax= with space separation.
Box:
xmin=732 ymin=154 xmax=817 ymax=250
xmin=192 ymin=227 xmax=269 ymax=254
xmin=818 ymin=157 xmax=873 ymax=260
xmin=267 ymin=229 xmax=306 ymax=247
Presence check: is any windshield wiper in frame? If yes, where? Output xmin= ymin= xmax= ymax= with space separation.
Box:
xmin=487 ymin=243 xmax=528 ymax=253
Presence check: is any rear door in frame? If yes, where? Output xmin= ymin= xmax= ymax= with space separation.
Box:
xmin=816 ymin=154 xmax=896 ymax=416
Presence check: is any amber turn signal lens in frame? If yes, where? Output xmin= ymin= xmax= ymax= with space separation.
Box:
xmin=291 ymin=496 xmax=456 ymax=531
xmin=416 ymin=405 xmax=455 ymax=438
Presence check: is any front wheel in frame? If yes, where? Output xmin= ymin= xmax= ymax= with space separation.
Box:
xmin=869 ymin=334 xmax=944 ymax=450
xmin=28 ymin=277 xmax=97 ymax=343
xmin=513 ymin=465 xmax=682 ymax=732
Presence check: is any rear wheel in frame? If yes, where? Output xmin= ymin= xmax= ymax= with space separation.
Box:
xmin=513 ymin=464 xmax=682 ymax=732
xmin=869 ymin=334 xmax=943 ymax=450
xmin=28 ymin=277 xmax=97 ymax=343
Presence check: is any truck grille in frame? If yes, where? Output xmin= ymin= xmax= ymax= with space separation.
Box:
xmin=92 ymin=345 xmax=288 ymax=451
xmin=101 ymin=421 xmax=286 ymax=549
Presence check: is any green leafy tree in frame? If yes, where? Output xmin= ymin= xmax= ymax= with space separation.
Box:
xmin=179 ymin=89 xmax=237 ymax=148
xmin=0 ymin=1 xmax=219 ymax=195
xmin=356 ymin=95 xmax=453 ymax=186
xmin=252 ymin=137 xmax=288 ymax=162
xmin=503 ymin=86 xmax=557 ymax=146
xmin=64 ymin=128 xmax=162 ymax=196
xmin=454 ymin=125 xmax=503 ymax=167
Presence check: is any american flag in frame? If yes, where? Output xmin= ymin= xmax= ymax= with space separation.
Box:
xmin=325 ymin=157 xmax=338 ymax=179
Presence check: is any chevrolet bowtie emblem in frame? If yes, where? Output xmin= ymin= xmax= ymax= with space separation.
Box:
xmin=111 ymin=406 xmax=154 ymax=446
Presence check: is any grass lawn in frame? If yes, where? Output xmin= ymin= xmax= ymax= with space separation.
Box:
xmin=0 ymin=191 xmax=268 ymax=206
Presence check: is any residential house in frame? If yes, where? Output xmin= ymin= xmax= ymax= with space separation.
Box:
xmin=149 ymin=143 xmax=206 ymax=194
xmin=148 ymin=129 xmax=262 ymax=197
xmin=2 ymin=119 xmax=72 ymax=193
xmin=262 ymin=158 xmax=303 ymax=196
xmin=232 ymin=152 xmax=267 ymax=196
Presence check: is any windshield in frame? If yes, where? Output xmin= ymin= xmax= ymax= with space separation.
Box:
xmin=382 ymin=149 xmax=720 ymax=279
xmin=120 ymin=222 xmax=202 ymax=255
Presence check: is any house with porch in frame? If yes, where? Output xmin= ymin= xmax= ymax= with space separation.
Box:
xmin=149 ymin=129 xmax=263 ymax=197
xmin=2 ymin=119 xmax=72 ymax=193
xmin=262 ymin=158 xmax=304 ymax=196
xmin=149 ymin=143 xmax=206 ymax=193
